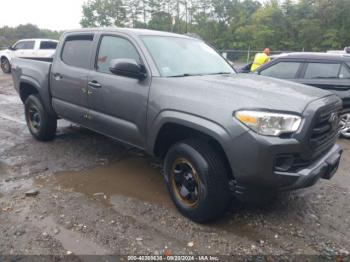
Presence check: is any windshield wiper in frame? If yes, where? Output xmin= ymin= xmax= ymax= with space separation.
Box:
xmin=312 ymin=76 xmax=338 ymax=79
xmin=168 ymin=73 xmax=202 ymax=78
xmin=207 ymin=72 xmax=233 ymax=75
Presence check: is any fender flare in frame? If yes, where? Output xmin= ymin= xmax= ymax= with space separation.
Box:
xmin=148 ymin=110 xmax=233 ymax=156
xmin=19 ymin=76 xmax=56 ymax=116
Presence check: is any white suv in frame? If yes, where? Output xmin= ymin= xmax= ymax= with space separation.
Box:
xmin=0 ymin=39 xmax=58 ymax=73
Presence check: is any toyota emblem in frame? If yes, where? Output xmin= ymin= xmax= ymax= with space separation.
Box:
xmin=329 ymin=113 xmax=339 ymax=130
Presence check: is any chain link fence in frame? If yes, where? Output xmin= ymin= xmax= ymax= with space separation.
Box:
xmin=220 ymin=49 xmax=298 ymax=68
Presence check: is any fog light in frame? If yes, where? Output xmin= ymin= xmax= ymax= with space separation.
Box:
xmin=274 ymin=155 xmax=294 ymax=172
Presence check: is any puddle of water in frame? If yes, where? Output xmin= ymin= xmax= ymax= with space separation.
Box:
xmin=38 ymin=157 xmax=172 ymax=207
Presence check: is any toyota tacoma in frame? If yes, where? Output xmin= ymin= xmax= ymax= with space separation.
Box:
xmin=11 ymin=28 xmax=343 ymax=222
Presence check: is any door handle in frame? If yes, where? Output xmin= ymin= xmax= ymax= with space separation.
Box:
xmin=88 ymin=81 xmax=102 ymax=88
xmin=53 ymin=73 xmax=62 ymax=80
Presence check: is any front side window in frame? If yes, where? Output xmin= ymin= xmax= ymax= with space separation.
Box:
xmin=142 ymin=36 xmax=234 ymax=77
xmin=40 ymin=41 xmax=58 ymax=50
xmin=304 ymin=63 xmax=341 ymax=79
xmin=14 ymin=41 xmax=35 ymax=50
xmin=260 ymin=62 xmax=301 ymax=79
xmin=96 ymin=36 xmax=140 ymax=74
xmin=61 ymin=35 xmax=93 ymax=69
xmin=14 ymin=42 xmax=26 ymax=50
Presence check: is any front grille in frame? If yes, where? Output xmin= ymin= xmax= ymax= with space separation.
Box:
xmin=309 ymin=102 xmax=342 ymax=158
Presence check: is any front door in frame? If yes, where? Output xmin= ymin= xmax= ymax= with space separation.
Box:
xmin=14 ymin=40 xmax=36 ymax=58
xmin=87 ymin=34 xmax=151 ymax=148
xmin=50 ymin=34 xmax=94 ymax=126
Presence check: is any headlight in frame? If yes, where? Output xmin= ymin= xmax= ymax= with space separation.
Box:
xmin=235 ymin=110 xmax=302 ymax=136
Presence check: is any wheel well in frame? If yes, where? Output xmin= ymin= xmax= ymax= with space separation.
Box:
xmin=19 ymin=83 xmax=39 ymax=103
xmin=153 ymin=123 xmax=233 ymax=179
xmin=0 ymin=56 xmax=8 ymax=61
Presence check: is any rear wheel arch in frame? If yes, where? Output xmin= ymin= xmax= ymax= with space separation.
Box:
xmin=19 ymin=82 xmax=40 ymax=104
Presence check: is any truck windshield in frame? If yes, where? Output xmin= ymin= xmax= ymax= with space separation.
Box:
xmin=142 ymin=36 xmax=235 ymax=77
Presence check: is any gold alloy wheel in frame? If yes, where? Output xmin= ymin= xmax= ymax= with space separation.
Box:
xmin=171 ymin=158 xmax=201 ymax=208
xmin=27 ymin=104 xmax=41 ymax=132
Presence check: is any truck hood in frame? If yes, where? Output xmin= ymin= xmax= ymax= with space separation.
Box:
xmin=166 ymin=73 xmax=333 ymax=114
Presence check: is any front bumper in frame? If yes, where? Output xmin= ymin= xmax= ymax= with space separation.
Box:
xmin=275 ymin=144 xmax=342 ymax=191
xmin=231 ymin=137 xmax=343 ymax=202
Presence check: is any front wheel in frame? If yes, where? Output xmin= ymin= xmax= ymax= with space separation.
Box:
xmin=24 ymin=95 xmax=57 ymax=141
xmin=164 ymin=139 xmax=231 ymax=223
xmin=1 ymin=58 xmax=11 ymax=74
xmin=340 ymin=113 xmax=350 ymax=138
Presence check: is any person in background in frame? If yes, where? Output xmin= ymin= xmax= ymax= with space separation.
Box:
xmin=250 ymin=48 xmax=270 ymax=72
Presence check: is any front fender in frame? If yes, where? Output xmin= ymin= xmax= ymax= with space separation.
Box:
xmin=0 ymin=52 xmax=12 ymax=62
xmin=147 ymin=110 xmax=233 ymax=157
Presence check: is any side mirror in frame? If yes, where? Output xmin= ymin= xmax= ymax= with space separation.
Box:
xmin=109 ymin=59 xmax=146 ymax=80
xmin=8 ymin=46 xmax=16 ymax=51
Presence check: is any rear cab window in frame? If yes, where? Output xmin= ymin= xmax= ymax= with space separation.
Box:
xmin=61 ymin=35 xmax=94 ymax=69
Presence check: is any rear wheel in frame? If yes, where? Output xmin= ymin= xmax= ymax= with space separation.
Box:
xmin=24 ymin=95 xmax=57 ymax=141
xmin=340 ymin=113 xmax=350 ymax=138
xmin=1 ymin=58 xmax=11 ymax=74
xmin=164 ymin=139 xmax=231 ymax=223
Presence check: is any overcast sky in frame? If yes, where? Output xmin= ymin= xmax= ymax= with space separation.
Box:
xmin=0 ymin=0 xmax=87 ymax=31
xmin=0 ymin=0 xmax=267 ymax=31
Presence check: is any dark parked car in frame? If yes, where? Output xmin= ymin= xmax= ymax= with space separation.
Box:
xmin=240 ymin=53 xmax=350 ymax=138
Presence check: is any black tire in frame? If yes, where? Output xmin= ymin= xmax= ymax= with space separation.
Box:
xmin=1 ymin=57 xmax=11 ymax=74
xmin=24 ymin=95 xmax=57 ymax=141
xmin=164 ymin=139 xmax=231 ymax=223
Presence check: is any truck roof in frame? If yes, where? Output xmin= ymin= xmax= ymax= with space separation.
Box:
xmin=64 ymin=27 xmax=194 ymax=39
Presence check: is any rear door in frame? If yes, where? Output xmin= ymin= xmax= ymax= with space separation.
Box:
xmin=37 ymin=40 xmax=58 ymax=58
xmin=86 ymin=33 xmax=151 ymax=148
xmin=50 ymin=34 xmax=95 ymax=126
xmin=299 ymin=61 xmax=349 ymax=90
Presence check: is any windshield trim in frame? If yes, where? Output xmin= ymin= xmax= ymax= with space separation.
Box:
xmin=140 ymin=35 xmax=235 ymax=77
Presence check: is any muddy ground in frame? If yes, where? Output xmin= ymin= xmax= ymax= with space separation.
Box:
xmin=0 ymin=71 xmax=349 ymax=259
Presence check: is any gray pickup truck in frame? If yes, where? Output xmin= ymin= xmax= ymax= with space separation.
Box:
xmin=11 ymin=28 xmax=343 ymax=222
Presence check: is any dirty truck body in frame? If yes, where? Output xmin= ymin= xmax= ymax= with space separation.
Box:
xmin=11 ymin=28 xmax=343 ymax=222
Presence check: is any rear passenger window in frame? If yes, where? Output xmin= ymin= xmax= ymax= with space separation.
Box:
xmin=260 ymin=62 xmax=301 ymax=79
xmin=40 ymin=41 xmax=57 ymax=50
xmin=96 ymin=35 xmax=140 ymax=74
xmin=61 ymin=35 xmax=93 ymax=69
xmin=339 ymin=65 xmax=350 ymax=79
xmin=304 ymin=63 xmax=341 ymax=79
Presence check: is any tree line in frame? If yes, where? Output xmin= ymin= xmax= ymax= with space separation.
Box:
xmin=1 ymin=0 xmax=349 ymax=52
xmin=0 ymin=24 xmax=61 ymax=48
xmin=81 ymin=0 xmax=350 ymax=51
